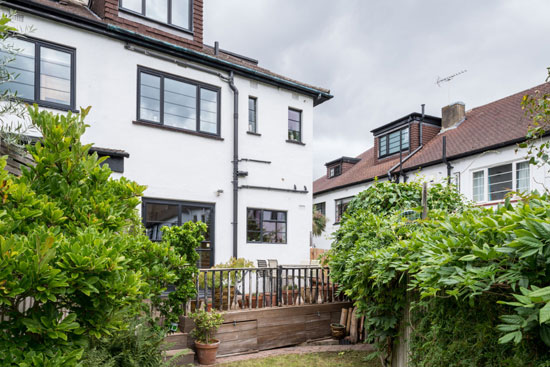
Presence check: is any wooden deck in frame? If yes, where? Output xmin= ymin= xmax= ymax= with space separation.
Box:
xmin=181 ymin=302 xmax=352 ymax=356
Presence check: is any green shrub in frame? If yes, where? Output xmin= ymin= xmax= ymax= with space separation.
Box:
xmin=0 ymin=106 xmax=193 ymax=366
xmin=189 ymin=309 xmax=224 ymax=344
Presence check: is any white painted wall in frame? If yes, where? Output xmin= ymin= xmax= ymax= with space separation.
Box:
xmin=313 ymin=142 xmax=550 ymax=250
xmin=6 ymin=11 xmax=315 ymax=266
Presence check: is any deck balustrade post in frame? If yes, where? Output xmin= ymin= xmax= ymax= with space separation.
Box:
xmin=277 ymin=266 xmax=282 ymax=306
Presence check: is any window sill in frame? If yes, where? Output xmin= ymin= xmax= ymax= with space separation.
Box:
xmin=286 ymin=139 xmax=305 ymax=146
xmin=247 ymin=131 xmax=262 ymax=137
xmin=118 ymin=8 xmax=194 ymax=36
xmin=21 ymin=99 xmax=77 ymax=113
xmin=132 ymin=120 xmax=224 ymax=141
xmin=246 ymin=242 xmax=288 ymax=245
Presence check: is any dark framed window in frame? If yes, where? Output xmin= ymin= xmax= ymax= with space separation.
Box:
xmin=314 ymin=202 xmax=326 ymax=216
xmin=137 ymin=67 xmax=221 ymax=136
xmin=248 ymin=96 xmax=257 ymax=133
xmin=288 ymin=108 xmax=302 ymax=142
xmin=0 ymin=37 xmax=76 ymax=110
xmin=119 ymin=0 xmax=193 ymax=31
xmin=247 ymin=208 xmax=287 ymax=244
xmin=335 ymin=197 xmax=353 ymax=223
xmin=328 ymin=165 xmax=341 ymax=178
xmin=378 ymin=127 xmax=409 ymax=158
xmin=142 ymin=199 xmax=215 ymax=268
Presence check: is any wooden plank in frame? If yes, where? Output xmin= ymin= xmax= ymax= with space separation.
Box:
xmin=218 ymin=337 xmax=257 ymax=355
xmin=218 ymin=320 xmax=257 ymax=333
xmin=305 ymin=312 xmax=331 ymax=323
xmin=257 ymin=314 xmax=305 ymax=328
xmin=217 ymin=329 xmax=257 ymax=343
xmin=340 ymin=307 xmax=348 ymax=326
xmin=346 ymin=307 xmax=352 ymax=334
xmin=221 ymin=302 xmax=352 ymax=323
xmin=350 ymin=308 xmax=358 ymax=344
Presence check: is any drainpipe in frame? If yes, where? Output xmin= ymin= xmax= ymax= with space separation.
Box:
xmin=442 ymin=136 xmax=453 ymax=185
xmin=228 ymin=71 xmax=239 ymax=259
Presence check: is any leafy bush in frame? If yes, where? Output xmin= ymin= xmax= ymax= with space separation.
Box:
xmin=0 ymin=106 xmax=194 ymax=366
xmin=80 ymin=318 xmax=166 ymax=367
xmin=189 ymin=309 xmax=224 ymax=344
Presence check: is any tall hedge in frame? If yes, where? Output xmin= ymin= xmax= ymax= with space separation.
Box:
xmin=0 ymin=106 xmax=193 ymax=366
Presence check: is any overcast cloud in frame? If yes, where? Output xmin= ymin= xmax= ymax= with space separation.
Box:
xmin=204 ymin=1 xmax=550 ymax=179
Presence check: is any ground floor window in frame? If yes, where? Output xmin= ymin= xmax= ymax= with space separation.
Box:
xmin=247 ymin=208 xmax=287 ymax=244
xmin=472 ymin=161 xmax=530 ymax=202
xmin=335 ymin=197 xmax=353 ymax=223
xmin=142 ymin=199 xmax=214 ymax=268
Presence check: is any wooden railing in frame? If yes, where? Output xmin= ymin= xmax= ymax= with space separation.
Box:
xmin=189 ymin=266 xmax=345 ymax=312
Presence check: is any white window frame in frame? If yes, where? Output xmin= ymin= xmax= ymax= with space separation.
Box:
xmin=471 ymin=160 xmax=530 ymax=203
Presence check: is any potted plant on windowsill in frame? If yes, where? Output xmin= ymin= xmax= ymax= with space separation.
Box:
xmin=189 ymin=309 xmax=224 ymax=365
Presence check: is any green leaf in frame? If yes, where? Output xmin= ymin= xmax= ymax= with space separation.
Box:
xmin=529 ymin=287 xmax=550 ymax=298
xmin=540 ymin=303 xmax=550 ymax=324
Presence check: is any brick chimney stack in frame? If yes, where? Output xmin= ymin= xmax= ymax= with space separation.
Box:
xmin=441 ymin=102 xmax=465 ymax=130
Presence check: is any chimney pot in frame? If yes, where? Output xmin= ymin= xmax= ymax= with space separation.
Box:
xmin=441 ymin=102 xmax=465 ymax=130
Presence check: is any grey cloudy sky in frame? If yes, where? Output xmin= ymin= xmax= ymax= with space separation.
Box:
xmin=204 ymin=1 xmax=550 ymax=179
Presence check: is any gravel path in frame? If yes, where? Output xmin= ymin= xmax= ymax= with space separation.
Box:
xmin=213 ymin=343 xmax=374 ymax=365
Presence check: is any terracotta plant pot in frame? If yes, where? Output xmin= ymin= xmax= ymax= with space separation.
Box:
xmin=194 ymin=339 xmax=220 ymax=365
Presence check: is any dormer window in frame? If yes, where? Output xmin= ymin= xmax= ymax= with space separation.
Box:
xmin=119 ymin=0 xmax=192 ymax=31
xmin=378 ymin=127 xmax=409 ymax=158
xmin=328 ymin=165 xmax=341 ymax=178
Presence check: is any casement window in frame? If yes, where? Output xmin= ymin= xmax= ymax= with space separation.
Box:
xmin=378 ymin=127 xmax=409 ymax=158
xmin=472 ymin=161 xmax=530 ymax=202
xmin=138 ymin=67 xmax=220 ymax=136
xmin=288 ymin=108 xmax=302 ymax=142
xmin=335 ymin=197 xmax=353 ymax=223
xmin=0 ymin=37 xmax=75 ymax=110
xmin=142 ymin=199 xmax=214 ymax=268
xmin=328 ymin=165 xmax=342 ymax=178
xmin=248 ymin=96 xmax=257 ymax=133
xmin=314 ymin=202 xmax=326 ymax=216
xmin=247 ymin=208 xmax=287 ymax=244
xmin=119 ymin=0 xmax=192 ymax=31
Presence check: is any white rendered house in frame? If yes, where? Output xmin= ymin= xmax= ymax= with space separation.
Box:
xmin=313 ymin=83 xmax=550 ymax=250
xmin=1 ymin=0 xmax=332 ymax=267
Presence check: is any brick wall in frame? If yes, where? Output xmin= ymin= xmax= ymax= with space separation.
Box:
xmin=410 ymin=122 xmax=420 ymax=151
xmin=422 ymin=124 xmax=441 ymax=145
xmin=91 ymin=0 xmax=204 ymax=51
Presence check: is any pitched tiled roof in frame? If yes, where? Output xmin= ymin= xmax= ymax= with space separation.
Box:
xmin=402 ymin=82 xmax=550 ymax=171
xmin=314 ymin=82 xmax=550 ymax=195
xmin=11 ymin=0 xmax=331 ymax=99
xmin=313 ymin=148 xmax=399 ymax=194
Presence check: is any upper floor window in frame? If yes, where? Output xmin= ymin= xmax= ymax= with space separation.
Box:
xmin=335 ymin=197 xmax=353 ymax=223
xmin=138 ymin=67 xmax=220 ymax=136
xmin=378 ymin=127 xmax=409 ymax=158
xmin=288 ymin=108 xmax=302 ymax=142
xmin=119 ymin=0 xmax=192 ymax=31
xmin=472 ymin=161 xmax=530 ymax=202
xmin=248 ymin=96 xmax=257 ymax=133
xmin=247 ymin=208 xmax=287 ymax=244
xmin=0 ymin=37 xmax=75 ymax=110
xmin=314 ymin=202 xmax=326 ymax=216
xmin=328 ymin=164 xmax=341 ymax=178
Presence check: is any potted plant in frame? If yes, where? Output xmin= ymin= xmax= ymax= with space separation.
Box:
xmin=189 ymin=309 xmax=224 ymax=365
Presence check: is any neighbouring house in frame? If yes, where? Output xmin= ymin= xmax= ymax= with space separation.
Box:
xmin=0 ymin=0 xmax=332 ymax=266
xmin=313 ymin=83 xmax=550 ymax=250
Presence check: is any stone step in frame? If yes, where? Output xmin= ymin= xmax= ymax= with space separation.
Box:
xmin=163 ymin=332 xmax=190 ymax=351
xmin=164 ymin=348 xmax=195 ymax=366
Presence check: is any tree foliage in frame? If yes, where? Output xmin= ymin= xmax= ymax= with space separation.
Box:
xmin=0 ymin=106 xmax=196 ymax=366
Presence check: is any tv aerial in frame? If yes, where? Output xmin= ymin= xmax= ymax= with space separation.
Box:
xmin=436 ymin=69 xmax=467 ymax=103
xmin=436 ymin=69 xmax=467 ymax=87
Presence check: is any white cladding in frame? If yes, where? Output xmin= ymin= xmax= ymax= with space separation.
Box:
xmin=10 ymin=12 xmax=314 ymax=265
xmin=313 ymin=141 xmax=550 ymax=250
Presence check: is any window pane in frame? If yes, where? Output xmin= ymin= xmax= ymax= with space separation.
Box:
xmin=146 ymin=0 xmax=168 ymax=23
xmin=488 ymin=164 xmax=513 ymax=201
xmin=263 ymin=221 xmax=276 ymax=233
xmin=516 ymin=162 xmax=530 ymax=193
xmin=40 ymin=47 xmax=71 ymax=105
xmin=0 ymin=38 xmax=35 ymax=100
xmin=402 ymin=128 xmax=409 ymax=149
xmin=199 ymin=88 xmax=218 ymax=134
xmin=288 ymin=109 xmax=301 ymax=122
xmin=171 ymin=0 xmax=190 ymax=29
xmin=388 ymin=131 xmax=401 ymax=154
xmin=120 ymin=0 xmax=142 ymax=13
xmin=379 ymin=136 xmax=387 ymax=156
xmin=140 ymin=73 xmax=161 ymax=122
xmin=197 ymin=250 xmax=211 ymax=268
xmin=288 ymin=109 xmax=301 ymax=141
xmin=248 ymin=97 xmax=256 ymax=132
xmin=144 ymin=203 xmax=179 ymax=241
xmin=473 ymin=171 xmax=484 ymax=202
xmin=164 ymin=78 xmax=196 ymax=130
